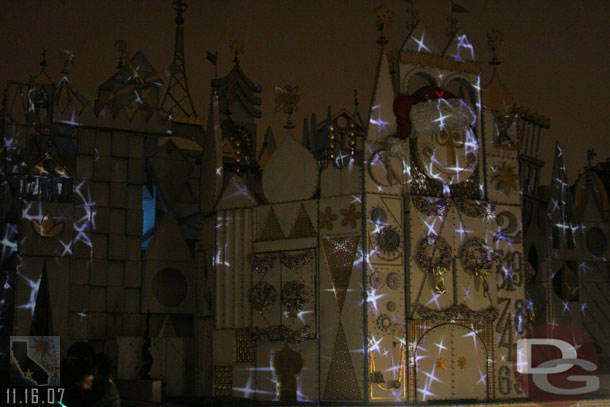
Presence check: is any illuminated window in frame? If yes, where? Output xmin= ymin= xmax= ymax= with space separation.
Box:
xmin=141 ymin=184 xmax=156 ymax=250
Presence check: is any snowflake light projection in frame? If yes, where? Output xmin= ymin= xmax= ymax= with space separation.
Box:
xmin=16 ymin=270 xmax=41 ymax=317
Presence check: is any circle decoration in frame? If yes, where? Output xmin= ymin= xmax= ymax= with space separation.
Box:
xmin=416 ymin=235 xmax=452 ymax=295
xmin=367 ymin=149 xmax=403 ymax=187
xmin=376 ymin=225 xmax=401 ymax=255
xmin=585 ymin=227 xmax=607 ymax=256
xmin=369 ymin=273 xmax=385 ymax=290
xmin=249 ymin=282 xmax=276 ymax=313
xmin=370 ymin=207 xmax=387 ymax=225
xmin=376 ymin=314 xmax=392 ymax=331
xmin=386 ymin=272 xmax=400 ymax=290
xmin=386 ymin=301 xmax=396 ymax=312
xmin=152 ymin=268 xmax=188 ymax=307
xmin=281 ymin=281 xmax=311 ymax=317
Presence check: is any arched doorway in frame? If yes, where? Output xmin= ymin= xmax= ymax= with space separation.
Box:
xmin=415 ymin=323 xmax=488 ymax=402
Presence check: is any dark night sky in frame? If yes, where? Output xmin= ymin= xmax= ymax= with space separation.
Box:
xmin=1 ymin=0 xmax=608 ymax=182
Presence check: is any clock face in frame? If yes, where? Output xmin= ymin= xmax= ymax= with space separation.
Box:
xmin=415 ymin=126 xmax=479 ymax=185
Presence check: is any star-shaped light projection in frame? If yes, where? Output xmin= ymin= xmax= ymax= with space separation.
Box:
xmin=410 ymin=32 xmax=430 ymax=53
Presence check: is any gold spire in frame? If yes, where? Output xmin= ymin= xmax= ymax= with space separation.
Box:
xmin=375 ymin=5 xmax=392 ymax=45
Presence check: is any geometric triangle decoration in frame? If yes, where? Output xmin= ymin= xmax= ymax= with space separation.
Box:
xmin=321 ymin=235 xmax=360 ymax=314
xmin=30 ymin=261 xmax=53 ymax=337
xmin=288 ymin=204 xmax=316 ymax=238
xmin=322 ymin=321 xmax=361 ymax=401
xmin=260 ymin=207 xmax=285 ymax=241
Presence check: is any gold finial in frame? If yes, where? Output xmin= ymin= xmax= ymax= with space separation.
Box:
xmin=274 ymin=85 xmax=300 ymax=130
xmin=374 ymin=5 xmax=392 ymax=45
xmin=229 ymin=40 xmax=245 ymax=63
xmin=172 ymin=0 xmax=187 ymax=26
xmin=114 ymin=40 xmax=128 ymax=69
xmin=40 ymin=50 xmax=48 ymax=68
xmin=487 ymin=28 xmax=504 ymax=66
xmin=59 ymin=49 xmax=75 ymax=75
xmin=404 ymin=0 xmax=419 ymax=31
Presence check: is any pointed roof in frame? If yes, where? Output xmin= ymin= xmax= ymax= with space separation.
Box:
xmin=549 ymin=142 xmax=576 ymax=221
xmin=443 ymin=31 xmax=477 ymax=62
xmin=54 ymin=76 xmax=88 ymax=114
xmin=482 ymin=69 xmax=514 ymax=112
xmin=302 ymin=118 xmax=310 ymax=149
xmin=366 ymin=48 xmax=396 ymax=143
xmin=99 ymin=50 xmax=161 ymax=92
xmin=215 ymin=173 xmax=257 ymax=210
xmin=31 ymin=51 xmax=53 ymax=86
xmin=258 ymin=126 xmax=276 ymax=167
xmin=211 ymin=61 xmax=262 ymax=118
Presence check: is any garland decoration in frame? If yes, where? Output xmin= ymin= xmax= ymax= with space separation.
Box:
xmin=249 ymin=282 xmax=276 ymax=314
xmin=454 ymin=200 xmax=495 ymax=218
xmin=416 ymin=235 xmax=452 ymax=294
xmin=411 ymin=196 xmax=451 ymax=217
xmin=460 ymin=237 xmax=495 ymax=297
xmin=250 ymin=325 xmax=316 ymax=344
xmin=279 ymin=250 xmax=314 ymax=269
xmin=281 ymin=281 xmax=311 ymax=317
xmin=415 ymin=303 xmax=498 ymax=322
xmin=248 ymin=250 xmax=314 ymax=273
xmin=411 ymin=196 xmax=494 ymax=219
xmin=248 ymin=253 xmax=277 ymax=274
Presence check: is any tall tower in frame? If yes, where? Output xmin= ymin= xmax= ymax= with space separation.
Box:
xmin=361 ymin=4 xmax=532 ymax=401
xmin=159 ymin=0 xmax=198 ymax=119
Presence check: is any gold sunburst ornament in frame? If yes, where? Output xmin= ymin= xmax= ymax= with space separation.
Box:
xmin=275 ymin=85 xmax=300 ymax=129
xmin=491 ymin=162 xmax=518 ymax=195
xmin=435 ymin=357 xmax=447 ymax=370
xmin=457 ymin=356 xmax=467 ymax=369
xmin=374 ymin=5 xmax=392 ymax=45
xmin=32 ymin=213 xmax=65 ymax=238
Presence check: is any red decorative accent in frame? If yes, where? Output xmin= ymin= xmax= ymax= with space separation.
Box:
xmin=392 ymin=86 xmax=456 ymax=139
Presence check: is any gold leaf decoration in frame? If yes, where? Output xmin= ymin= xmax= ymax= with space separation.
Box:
xmin=32 ymin=213 xmax=65 ymax=238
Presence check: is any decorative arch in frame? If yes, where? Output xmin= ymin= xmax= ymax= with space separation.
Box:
xmin=442 ymin=73 xmax=479 ymax=108
xmin=407 ymin=317 xmax=494 ymax=402
xmin=402 ymin=68 xmax=439 ymax=95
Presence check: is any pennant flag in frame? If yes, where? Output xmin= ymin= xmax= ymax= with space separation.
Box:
xmin=451 ymin=1 xmax=468 ymax=13
xmin=206 ymin=51 xmax=218 ymax=66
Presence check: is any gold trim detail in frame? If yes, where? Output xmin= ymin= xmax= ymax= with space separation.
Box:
xmin=235 ymin=329 xmax=256 ymax=363
xmin=400 ymin=52 xmax=481 ymax=74
xmin=32 ymin=213 xmax=65 ymax=238
xmin=407 ymin=319 xmax=495 ymax=402
xmin=213 ymin=366 xmax=233 ymax=396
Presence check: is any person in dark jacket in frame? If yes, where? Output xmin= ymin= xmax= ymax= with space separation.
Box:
xmin=61 ymin=358 xmax=95 ymax=407
xmin=90 ymin=352 xmax=121 ymax=407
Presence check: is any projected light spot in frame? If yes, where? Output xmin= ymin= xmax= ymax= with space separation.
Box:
xmin=152 ymin=268 xmax=187 ymax=307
